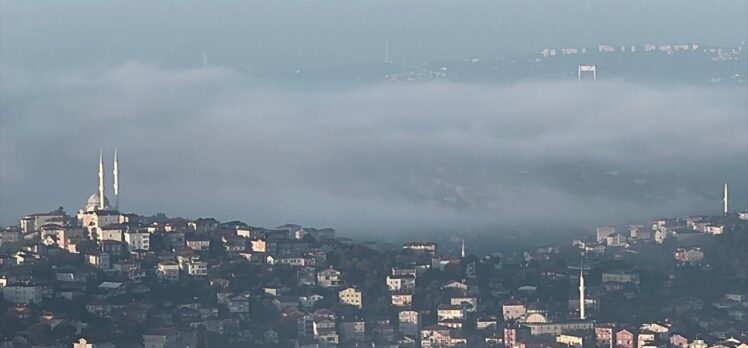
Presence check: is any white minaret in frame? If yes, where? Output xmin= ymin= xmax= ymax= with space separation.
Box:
xmin=461 ymin=239 xmax=466 ymax=258
xmin=723 ymin=182 xmax=728 ymax=215
xmin=113 ymin=149 xmax=120 ymax=211
xmin=98 ymin=151 xmax=105 ymax=210
xmin=579 ymin=267 xmax=586 ymax=320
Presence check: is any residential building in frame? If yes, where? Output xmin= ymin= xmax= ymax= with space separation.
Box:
xmin=156 ymin=261 xmax=180 ymax=281
xmin=143 ymin=327 xmax=177 ymax=348
xmin=391 ymin=293 xmax=413 ymax=307
xmin=3 ymin=283 xmax=43 ymax=305
xmin=85 ymin=252 xmax=111 ymax=269
xmin=502 ymin=300 xmax=526 ymax=321
xmin=317 ymin=268 xmax=342 ymax=288
xmin=399 ymin=310 xmax=420 ymax=336
xmin=386 ymin=274 xmax=416 ymax=292
xmin=338 ymin=287 xmax=362 ymax=309
xmin=339 ymin=319 xmax=365 ymax=343
xmin=186 ymin=237 xmax=210 ymax=251
xmin=616 ymin=329 xmax=635 ymax=348
xmin=124 ymin=230 xmax=150 ymax=251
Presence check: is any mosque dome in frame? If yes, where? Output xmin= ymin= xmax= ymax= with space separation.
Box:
xmin=525 ymin=312 xmax=548 ymax=323
xmin=84 ymin=192 xmax=110 ymax=211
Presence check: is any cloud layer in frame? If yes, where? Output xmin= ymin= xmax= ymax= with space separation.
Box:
xmin=1 ymin=63 xmax=746 ymax=233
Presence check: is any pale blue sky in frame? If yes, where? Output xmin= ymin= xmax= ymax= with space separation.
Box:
xmin=2 ymin=1 xmax=746 ymax=70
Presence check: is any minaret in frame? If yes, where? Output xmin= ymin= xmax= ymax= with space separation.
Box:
xmin=98 ymin=152 xmax=105 ymax=210
xmin=723 ymin=182 xmax=728 ymax=215
xmin=579 ymin=266 xmax=586 ymax=320
xmin=461 ymin=239 xmax=466 ymax=258
xmin=113 ymin=149 xmax=120 ymax=211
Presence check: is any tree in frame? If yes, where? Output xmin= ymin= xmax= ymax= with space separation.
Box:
xmin=51 ymin=322 xmax=76 ymax=342
xmin=25 ymin=323 xmax=51 ymax=345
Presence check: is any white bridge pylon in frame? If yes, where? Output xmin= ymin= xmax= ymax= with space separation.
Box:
xmin=578 ymin=64 xmax=597 ymax=81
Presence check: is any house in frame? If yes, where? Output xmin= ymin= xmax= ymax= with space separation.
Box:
xmin=595 ymin=325 xmax=614 ymax=346
xmin=222 ymin=235 xmax=247 ymax=252
xmin=317 ymin=268 xmax=342 ymax=288
xmin=156 ymin=261 xmax=180 ymax=281
xmin=73 ymin=338 xmax=94 ymax=348
xmin=86 ymin=299 xmax=112 ymax=316
xmin=228 ymin=292 xmax=251 ymax=314
xmin=80 ymin=210 xmax=123 ymax=236
xmin=20 ymin=210 xmax=63 ymax=234
xmin=313 ymin=316 xmax=339 ymax=347
xmin=602 ymin=271 xmax=640 ymax=285
xmin=251 ymin=239 xmax=267 ymax=253
xmin=339 ymin=287 xmax=362 ymax=309
xmin=186 ymin=237 xmax=210 ymax=251
xmin=185 ymin=259 xmax=208 ymax=277
xmin=441 ymin=280 xmax=468 ymax=291
xmin=502 ymin=300 xmax=526 ymax=321
xmin=273 ymin=296 xmax=300 ymax=311
xmin=616 ymin=329 xmax=635 ymax=348
xmin=101 ymin=240 xmax=123 ymax=256
xmin=98 ymin=223 xmax=125 ymax=243
xmin=704 ymin=224 xmax=724 ymax=235
xmin=368 ymin=319 xmax=396 ymax=343
xmin=476 ymin=316 xmax=497 ymax=330
xmin=304 ymin=250 xmax=327 ymax=267
xmin=97 ymin=282 xmax=126 ymax=298
xmin=392 ymin=266 xmax=417 ymax=277
xmin=339 ymin=319 xmax=365 ymax=343
xmin=299 ymin=294 xmax=324 ymax=311
xmin=450 ymin=293 xmax=478 ymax=312
xmin=189 ymin=217 xmax=220 ymax=233
xmin=630 ymin=226 xmax=652 ymax=240
xmin=674 ymin=248 xmax=704 ymax=264
xmin=386 ymin=274 xmax=416 ymax=292
xmin=391 ymin=293 xmax=413 ymax=307
xmin=39 ymin=224 xmax=64 ymax=245
xmin=640 ymin=323 xmax=669 ymax=336
xmin=437 ymin=304 xmax=464 ymax=322
xmin=2 ymin=283 xmax=43 ymax=305
xmin=638 ymin=330 xmax=657 ymax=348
xmin=523 ymin=320 xmax=594 ymax=336
xmin=124 ymin=230 xmax=150 ymax=251
xmin=298 ymin=266 xmax=317 ymax=286
xmin=597 ymin=225 xmax=616 ymax=242
xmin=399 ymin=310 xmax=420 ymax=335
xmin=557 ymin=334 xmax=584 ymax=346
xmin=267 ymin=254 xmax=306 ymax=267
xmin=402 ymin=242 xmax=437 ymax=255
xmin=143 ymin=327 xmax=177 ymax=348
xmin=164 ymin=232 xmax=185 ymax=250
xmin=670 ymin=334 xmax=689 ymax=348
xmin=606 ymin=233 xmax=628 ymax=247
xmin=421 ymin=325 xmax=466 ymax=348
xmin=85 ymin=251 xmax=111 ymax=269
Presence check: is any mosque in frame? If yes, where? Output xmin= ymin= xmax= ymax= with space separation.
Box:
xmin=77 ymin=150 xmax=123 ymax=230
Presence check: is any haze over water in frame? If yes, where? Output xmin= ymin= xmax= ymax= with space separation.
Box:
xmin=2 ymin=1 xmax=747 ymax=234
